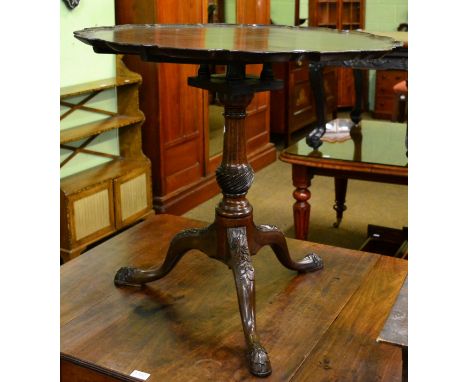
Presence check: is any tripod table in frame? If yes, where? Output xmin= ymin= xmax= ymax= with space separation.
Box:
xmin=74 ymin=24 xmax=399 ymax=377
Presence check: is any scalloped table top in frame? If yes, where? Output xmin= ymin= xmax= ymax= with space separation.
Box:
xmin=74 ymin=24 xmax=401 ymax=64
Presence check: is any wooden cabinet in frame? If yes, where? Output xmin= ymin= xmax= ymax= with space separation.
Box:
xmin=373 ymin=70 xmax=408 ymax=120
xmin=270 ymin=0 xmax=367 ymax=142
xmin=115 ymin=0 xmax=276 ymax=215
xmin=60 ymin=57 xmax=153 ymax=263
xmin=309 ymin=0 xmax=364 ymax=30
xmin=308 ymin=0 xmax=366 ymax=108
xmin=270 ymin=60 xmax=337 ymax=146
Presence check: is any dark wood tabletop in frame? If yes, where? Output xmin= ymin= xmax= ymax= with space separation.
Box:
xmin=74 ymin=24 xmax=400 ymax=64
xmin=61 ymin=214 xmax=407 ymax=382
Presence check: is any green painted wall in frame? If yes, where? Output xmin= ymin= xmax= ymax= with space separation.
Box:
xmin=60 ymin=1 xmax=118 ymax=179
xmin=365 ymin=0 xmax=407 ymax=32
xmin=225 ymin=0 xmax=236 ymax=23
xmin=365 ymin=0 xmax=408 ymax=110
xmin=270 ymin=0 xmax=408 ymax=31
xmin=271 ymin=0 xmax=295 ymax=25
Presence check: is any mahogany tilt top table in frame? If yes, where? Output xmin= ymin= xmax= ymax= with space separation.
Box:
xmin=74 ymin=24 xmax=400 ymax=377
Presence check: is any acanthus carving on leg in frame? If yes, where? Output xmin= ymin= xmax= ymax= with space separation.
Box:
xmin=228 ymin=226 xmax=271 ymax=377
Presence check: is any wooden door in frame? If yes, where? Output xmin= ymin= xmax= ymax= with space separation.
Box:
xmin=206 ymin=0 xmax=275 ymax=173
xmin=308 ymin=0 xmax=366 ymax=109
xmin=237 ymin=0 xmax=273 ymax=157
xmin=115 ymin=0 xmax=208 ymax=198
xmin=116 ymin=0 xmax=275 ymax=214
xmin=336 ymin=67 xmax=355 ymax=108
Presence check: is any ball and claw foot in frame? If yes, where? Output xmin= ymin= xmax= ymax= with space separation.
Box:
xmin=298 ymin=253 xmax=324 ymax=272
xmin=114 ymin=267 xmax=141 ymax=287
xmin=247 ymin=343 xmax=272 ymax=377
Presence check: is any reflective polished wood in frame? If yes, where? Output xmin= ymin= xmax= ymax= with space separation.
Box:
xmin=74 ymin=24 xmax=400 ymax=376
xmin=74 ymin=24 xmax=400 ymax=64
xmin=61 ymin=214 xmax=408 ymax=382
xmin=280 ymin=120 xmax=408 ymax=239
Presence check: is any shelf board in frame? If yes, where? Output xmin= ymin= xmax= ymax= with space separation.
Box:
xmin=61 ymin=158 xmax=149 ymax=195
xmin=60 ymin=74 xmax=141 ymax=99
xmin=60 ymin=115 xmax=144 ymax=144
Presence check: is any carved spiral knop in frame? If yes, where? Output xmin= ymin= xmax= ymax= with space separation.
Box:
xmin=216 ymin=164 xmax=254 ymax=196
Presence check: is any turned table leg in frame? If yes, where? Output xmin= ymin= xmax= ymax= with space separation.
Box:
xmin=292 ymin=164 xmax=312 ymax=240
xmin=333 ymin=177 xmax=348 ymax=228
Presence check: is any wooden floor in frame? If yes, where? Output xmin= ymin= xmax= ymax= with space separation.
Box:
xmin=61 ymin=214 xmax=407 ymax=381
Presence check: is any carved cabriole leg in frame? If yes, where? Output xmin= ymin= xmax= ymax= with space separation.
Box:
xmin=254 ymin=224 xmax=323 ymax=272
xmin=292 ymin=164 xmax=312 ymax=240
xmin=333 ymin=177 xmax=348 ymax=228
xmin=228 ymin=226 xmax=271 ymax=377
xmin=114 ymin=225 xmax=217 ymax=287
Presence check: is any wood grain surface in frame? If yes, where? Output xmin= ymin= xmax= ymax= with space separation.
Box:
xmin=61 ymin=214 xmax=407 ymax=381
